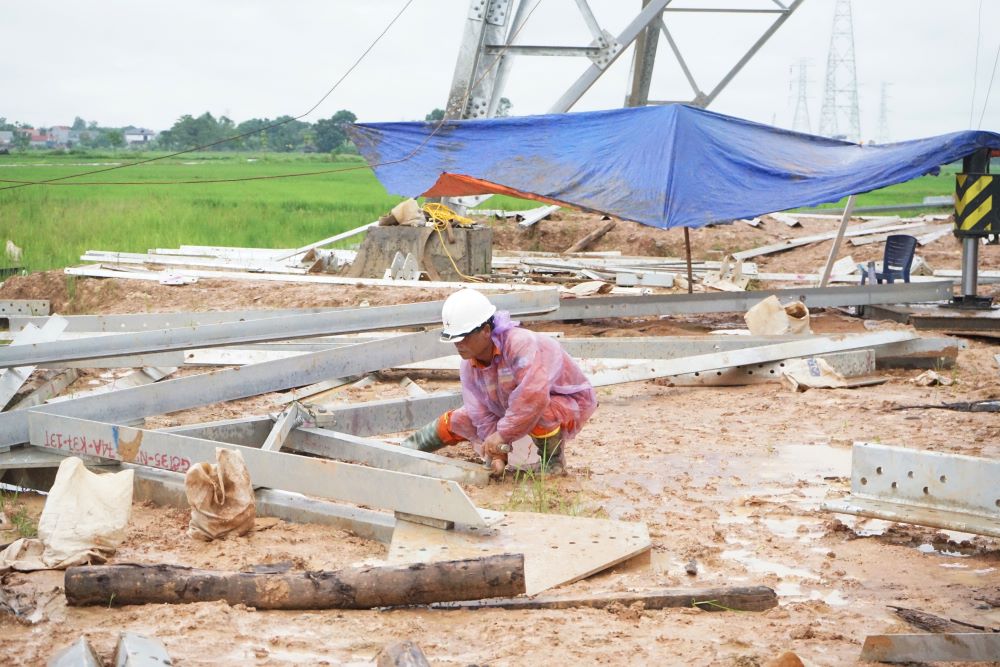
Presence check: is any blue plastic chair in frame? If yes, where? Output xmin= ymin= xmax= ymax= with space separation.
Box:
xmin=859 ymin=234 xmax=918 ymax=284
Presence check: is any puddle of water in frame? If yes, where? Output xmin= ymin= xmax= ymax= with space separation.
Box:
xmin=721 ymin=548 xmax=818 ymax=580
xmin=918 ymin=543 xmax=973 ymax=558
xmin=649 ymin=551 xmax=711 ymax=578
xmin=776 ymin=582 xmax=849 ymax=606
xmin=764 ymin=517 xmax=825 ymax=541
xmin=755 ymin=443 xmax=851 ymax=482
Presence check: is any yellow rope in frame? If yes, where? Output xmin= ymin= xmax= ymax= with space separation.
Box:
xmin=422 ymin=203 xmax=483 ymax=282
xmin=422 ymin=202 xmax=474 ymax=227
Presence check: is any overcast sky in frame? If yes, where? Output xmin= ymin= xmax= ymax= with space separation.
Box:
xmin=3 ymin=0 xmax=998 ymax=142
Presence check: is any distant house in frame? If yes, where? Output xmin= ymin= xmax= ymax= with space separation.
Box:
xmin=0 ymin=131 xmax=12 ymax=146
xmin=27 ymin=129 xmax=50 ymax=148
xmin=48 ymin=125 xmax=72 ymax=145
xmin=123 ymin=127 xmax=157 ymax=144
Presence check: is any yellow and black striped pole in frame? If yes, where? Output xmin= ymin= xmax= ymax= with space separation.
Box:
xmin=955 ymin=173 xmax=998 ymax=237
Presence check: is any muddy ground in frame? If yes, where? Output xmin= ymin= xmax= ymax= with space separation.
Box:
xmin=0 ymin=212 xmax=998 ymax=666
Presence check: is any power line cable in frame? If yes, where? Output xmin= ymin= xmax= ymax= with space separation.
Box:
xmin=977 ymin=35 xmax=1000 ymax=129
xmin=969 ymin=0 xmax=984 ymax=128
xmin=0 ymin=0 xmax=416 ymax=192
xmin=0 ymin=0 xmax=546 ymax=189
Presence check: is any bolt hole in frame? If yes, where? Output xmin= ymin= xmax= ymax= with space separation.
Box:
xmin=939 ymin=475 xmax=947 ymax=484
xmin=876 ymin=466 xmax=883 ymax=474
xmin=860 ymin=477 xmax=868 ymax=485
xmin=907 ymin=471 xmax=914 ymax=478
xmin=891 ymin=482 xmax=897 ymax=489
xmin=922 ymin=486 xmax=929 ymax=495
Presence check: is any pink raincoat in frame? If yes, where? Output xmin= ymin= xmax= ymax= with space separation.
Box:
xmin=447 ymin=313 xmax=597 ymax=447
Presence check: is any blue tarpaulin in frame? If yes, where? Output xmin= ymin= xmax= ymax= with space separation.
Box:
xmin=348 ymin=104 xmax=1000 ymax=230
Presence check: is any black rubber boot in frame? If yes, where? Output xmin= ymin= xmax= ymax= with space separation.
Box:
xmin=401 ymin=420 xmax=446 ymax=452
xmin=531 ymin=429 xmax=566 ymax=475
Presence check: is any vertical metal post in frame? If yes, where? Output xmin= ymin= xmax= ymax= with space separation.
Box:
xmin=956 ymin=148 xmax=990 ymax=303
xmin=960 ymin=237 xmax=980 ymax=298
xmin=683 ymin=227 xmax=694 ymax=294
xmin=819 ymin=194 xmax=857 ymax=287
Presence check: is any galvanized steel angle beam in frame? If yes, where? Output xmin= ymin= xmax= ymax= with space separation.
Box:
xmin=164 ymin=393 xmax=464 ymax=441
xmin=0 ymin=329 xmax=446 ymax=448
xmin=0 ymin=300 xmax=49 ymax=317
xmin=289 ymin=427 xmax=489 ymax=487
xmin=0 ymin=317 xmax=68 ymax=408
xmin=585 ymin=331 xmax=917 ymax=387
xmin=0 ymin=289 xmax=559 ymax=368
xmin=308 ymin=392 xmax=465 ymax=437
xmin=159 ymin=415 xmax=274 ymax=446
xmin=28 ymin=412 xmax=490 ymax=527
xmin=260 ymin=403 xmax=307 ymax=452
xmin=158 ymin=410 xmax=484 ymax=485
xmin=10 ymin=368 xmax=80 ymax=410
xmin=821 ymin=442 xmax=1000 ymax=538
xmin=534 ymin=282 xmax=954 ymax=320
xmin=558 ymin=335 xmax=964 ymax=366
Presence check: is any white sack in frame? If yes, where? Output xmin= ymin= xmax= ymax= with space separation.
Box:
xmin=0 ymin=457 xmax=133 ymax=572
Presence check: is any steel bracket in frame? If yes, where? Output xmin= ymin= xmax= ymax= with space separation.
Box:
xmin=587 ymin=30 xmax=622 ymax=69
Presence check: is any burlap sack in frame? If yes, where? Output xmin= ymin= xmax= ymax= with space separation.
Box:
xmin=185 ymin=448 xmax=255 ymax=541
xmin=390 ymin=198 xmax=424 ymax=226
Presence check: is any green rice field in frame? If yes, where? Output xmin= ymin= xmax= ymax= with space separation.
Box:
xmin=0 ymin=151 xmax=958 ymax=273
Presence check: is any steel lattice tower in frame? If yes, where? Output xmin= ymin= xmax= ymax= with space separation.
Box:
xmin=792 ymin=59 xmax=811 ymax=133
xmin=818 ymin=0 xmax=861 ymax=141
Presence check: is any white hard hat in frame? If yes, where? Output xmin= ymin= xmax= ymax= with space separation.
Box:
xmin=440 ymin=289 xmax=497 ymax=342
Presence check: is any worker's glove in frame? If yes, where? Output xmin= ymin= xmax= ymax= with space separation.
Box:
xmin=482 ymin=442 xmax=511 ymax=477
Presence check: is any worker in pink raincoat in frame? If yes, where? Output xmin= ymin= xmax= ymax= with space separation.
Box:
xmin=402 ymin=288 xmax=598 ymax=476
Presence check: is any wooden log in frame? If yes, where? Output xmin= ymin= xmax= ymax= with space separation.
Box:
xmin=376 ymin=641 xmax=431 ymax=667
xmin=65 ymin=554 xmax=525 ymax=609
xmin=565 ymin=220 xmax=616 ymax=254
xmin=430 ymin=585 xmax=777 ymax=612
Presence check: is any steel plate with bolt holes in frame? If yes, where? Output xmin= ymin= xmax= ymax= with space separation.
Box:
xmin=822 ymin=442 xmax=1000 ymax=538
xmin=390 ymin=511 xmax=651 ymax=596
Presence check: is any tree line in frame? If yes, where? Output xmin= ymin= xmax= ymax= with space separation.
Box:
xmin=2 ymin=101 xmax=512 ymax=153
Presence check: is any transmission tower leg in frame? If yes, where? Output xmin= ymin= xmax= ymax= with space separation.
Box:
xmin=625 ymin=1 xmax=660 ymax=107
xmin=446 ymin=0 xmax=511 ymax=120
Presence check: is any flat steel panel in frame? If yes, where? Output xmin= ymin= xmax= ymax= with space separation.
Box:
xmin=860 ymin=633 xmax=1000 ymax=663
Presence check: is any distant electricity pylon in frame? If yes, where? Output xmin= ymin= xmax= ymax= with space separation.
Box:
xmin=792 ymin=59 xmax=811 ymax=133
xmin=877 ymin=82 xmax=891 ymax=143
xmin=818 ymin=0 xmax=861 ymax=142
